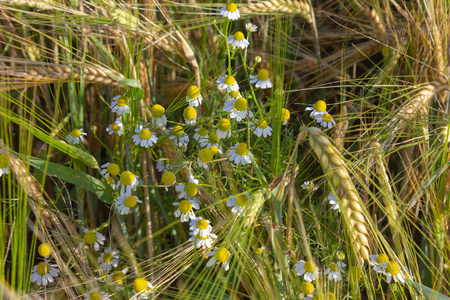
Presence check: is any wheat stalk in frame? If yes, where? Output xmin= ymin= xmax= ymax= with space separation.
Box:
xmin=365 ymin=8 xmax=385 ymax=33
xmin=240 ymin=0 xmax=312 ymax=23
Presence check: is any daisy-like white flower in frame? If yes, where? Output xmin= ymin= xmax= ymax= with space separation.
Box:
xmin=228 ymin=31 xmax=249 ymax=49
xmin=295 ymin=260 xmax=319 ymax=282
xmin=111 ymin=94 xmax=130 ymax=115
xmin=189 ymin=231 xmax=217 ymax=249
xmin=78 ymin=228 xmax=106 ymax=251
xmin=197 ymin=148 xmax=213 ymax=169
xmin=102 ymin=176 xmax=116 ymax=189
xmin=246 ymin=23 xmax=258 ymax=32
xmin=131 ymin=277 xmax=154 ymax=300
xmin=300 ymin=282 xmax=315 ymax=300
xmin=217 ymin=75 xmax=239 ymax=92
xmin=281 ymin=108 xmax=290 ymax=125
xmin=175 ymin=176 xmax=201 ymax=203
xmin=150 ymin=104 xmax=167 ymax=127
xmin=219 ymin=2 xmax=240 ymax=20
xmin=328 ymin=193 xmax=340 ymax=212
xmin=38 ymin=243 xmax=52 ymax=258
xmin=202 ymin=131 xmax=220 ymax=149
xmin=301 ymin=181 xmax=318 ymax=192
xmin=110 ymin=267 xmax=128 ymax=286
xmin=117 ymin=171 xmax=139 ymax=195
xmin=336 ymin=251 xmax=345 ymax=261
xmin=305 ymin=100 xmax=327 ymax=119
xmin=161 ymin=171 xmax=176 ymax=190
xmin=226 ymin=193 xmax=251 ymax=216
xmin=227 ymin=143 xmax=253 ymax=165
xmin=194 ymin=127 xmax=209 ymax=145
xmin=183 ymin=106 xmax=197 ymax=125
xmin=173 ymin=200 xmax=197 ymax=222
xmin=106 ymin=117 xmax=124 ymax=136
xmin=229 ymin=97 xmax=253 ymax=121
xmin=250 ymin=119 xmax=272 ymax=138
xmin=316 ymin=113 xmax=336 ymax=129
xmin=384 ymin=261 xmax=407 ymax=284
xmin=66 ymin=129 xmax=87 ymax=144
xmin=185 ymin=85 xmax=203 ymax=107
xmin=30 ymin=262 xmax=59 ymax=286
xmin=84 ymin=288 xmax=110 ymax=300
xmin=254 ymin=56 xmax=262 ymax=63
xmin=116 ymin=191 xmax=143 ymax=215
xmin=167 ymin=125 xmax=189 ymax=147
xmin=189 ymin=217 xmax=213 ymax=238
xmin=206 ymin=247 xmax=231 ymax=271
xmin=324 ymin=261 xmax=346 ymax=281
xmin=132 ymin=126 xmax=158 ymax=148
xmin=250 ymin=69 xmax=273 ymax=89
xmin=223 ymin=90 xmax=242 ymax=112
xmin=210 ymin=145 xmax=222 ymax=155
xmin=97 ymin=248 xmax=119 ymax=271
xmin=255 ymin=246 xmax=265 ymax=255
xmin=101 ymin=162 xmax=120 ymax=179
xmin=216 ymin=118 xmax=231 ymax=139
xmin=0 ymin=151 xmax=10 ymax=177
xmin=156 ymin=159 xmax=174 ymax=173
xmin=369 ymin=253 xmax=390 ymax=273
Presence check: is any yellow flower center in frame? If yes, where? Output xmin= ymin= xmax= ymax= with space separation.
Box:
xmin=214 ymin=247 xmax=230 ymax=263
xmin=376 ymin=253 xmax=389 ymax=264
xmin=226 ymin=2 xmax=237 ymax=12
xmin=124 ymin=196 xmax=138 ymax=208
xmin=185 ymin=182 xmax=198 ymax=196
xmin=162 ymin=171 xmax=175 ymax=185
xmin=236 ymin=194 xmax=249 ymax=207
xmin=103 ymin=252 xmax=114 ymax=263
xmin=70 ymin=129 xmax=82 ymax=137
xmin=209 ymin=132 xmax=219 ymax=143
xmin=255 ymin=248 xmax=264 ymax=255
xmin=83 ymin=231 xmax=97 ymax=245
xmin=313 ymin=100 xmax=326 ymax=112
xmin=322 ymin=114 xmax=332 ymax=122
xmin=210 ymin=146 xmax=219 ymax=155
xmin=196 ymin=219 xmax=209 ymax=230
xmin=179 ymin=200 xmax=193 ymax=214
xmin=233 ymin=31 xmax=244 ymax=41
xmin=229 ymin=90 xmax=240 ymax=98
xmin=106 ymin=163 xmax=120 ymax=176
xmin=172 ymin=125 xmax=184 ymax=137
xmin=151 ymin=104 xmax=165 ymax=118
xmin=199 ymin=148 xmax=213 ymax=163
xmin=386 ymin=261 xmax=400 ymax=275
xmin=112 ymin=271 xmax=125 ymax=284
xmin=197 ymin=234 xmax=208 ymax=240
xmin=281 ymin=108 xmax=290 ymax=122
xmin=116 ymin=96 xmax=128 ymax=107
xmin=348 ymin=266 xmax=362 ymax=282
xmin=234 ymin=98 xmax=247 ymax=111
xmin=218 ymin=119 xmax=231 ymax=132
xmin=336 ymin=251 xmax=345 ymax=261
xmin=301 ymin=282 xmax=314 ymax=295
xmin=235 ymin=143 xmax=248 ymax=156
xmin=38 ymin=243 xmax=52 ymax=257
xmin=0 ymin=154 xmax=9 ymax=169
xmin=187 ymin=86 xmax=200 ymax=99
xmin=111 ymin=124 xmax=121 ymax=131
xmin=197 ymin=128 xmax=208 ymax=137
xmin=120 ymin=171 xmax=135 ymax=186
xmin=89 ymin=291 xmax=102 ymax=300
xmin=139 ymin=129 xmax=152 ymax=140
xmin=183 ymin=106 xmax=197 ymax=120
xmin=330 ymin=263 xmax=339 ymax=272
xmin=257 ymin=119 xmax=268 ymax=129
xmin=103 ymin=176 xmax=114 ymax=185
xmin=133 ymin=278 xmax=148 ymax=293
xmin=257 ymin=69 xmax=269 ymax=81
xmin=224 ymin=76 xmax=236 ymax=86
xmin=36 ymin=262 xmax=50 ymax=275
xmin=304 ymin=261 xmax=316 ymax=273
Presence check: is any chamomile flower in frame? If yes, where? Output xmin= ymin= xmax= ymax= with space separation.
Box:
xmin=0 ymin=152 xmax=10 ymax=177
xmin=197 ymin=148 xmax=213 ymax=169
xmin=223 ymin=90 xmax=241 ymax=111
xmin=246 ymin=23 xmax=258 ymax=32
xmin=254 ymin=56 xmax=262 ymax=63
xmin=38 ymin=243 xmax=52 ymax=257
xmin=66 ymin=128 xmax=87 ymax=144
xmin=229 ymin=97 xmax=253 ymax=121
xmin=101 ymin=162 xmax=120 ymax=179
xmin=131 ymin=278 xmax=154 ymax=300
xmin=189 ymin=217 xmax=213 ymax=238
xmin=216 ymin=119 xmax=232 ymax=139
xmin=300 ymin=282 xmax=315 ymax=300
xmin=173 ymin=200 xmax=197 ymax=222
xmin=228 ymin=31 xmax=249 ymax=49
xmin=210 ymin=145 xmax=222 ymax=155
xmin=111 ymin=94 xmax=130 ymax=115
xmin=78 ymin=228 xmax=106 ymax=251
xmin=97 ymin=248 xmax=119 ymax=271
xmin=117 ymin=171 xmax=139 ymax=195
xmin=206 ymin=247 xmax=231 ymax=271
xmin=194 ymin=127 xmax=209 ymax=145
xmin=217 ymin=75 xmax=239 ymax=92
xmin=183 ymin=106 xmax=197 ymax=125
xmin=106 ymin=117 xmax=124 ymax=136
xmin=250 ymin=69 xmax=273 ymax=89
xmin=116 ymin=191 xmax=143 ymax=215
xmin=166 ymin=125 xmax=189 ymax=147
xmin=369 ymin=253 xmax=390 ymax=273
xmin=189 ymin=232 xmax=217 ymax=249
xmin=328 ymin=193 xmax=340 ymax=212
xmin=30 ymin=262 xmax=59 ymax=286
xmin=255 ymin=246 xmax=265 ymax=255
xmin=305 ymin=100 xmax=327 ymax=118
xmin=202 ymin=131 xmax=220 ymax=149
xmin=324 ymin=261 xmax=346 ymax=281
xmin=250 ymin=119 xmax=272 ymax=138
xmin=295 ymin=260 xmax=319 ymax=282
xmin=161 ymin=171 xmax=176 ymax=190
xmin=219 ymin=2 xmax=240 ymax=20
xmin=110 ymin=267 xmax=128 ymax=286
xmin=185 ymin=85 xmax=203 ymax=107
xmin=227 ymin=143 xmax=253 ymax=165
xmin=281 ymin=108 xmax=290 ymax=125
xmin=384 ymin=261 xmax=407 ymax=284
xmin=175 ymin=176 xmax=201 ymax=203
xmin=150 ymin=104 xmax=167 ymax=127
xmin=316 ymin=113 xmax=336 ymax=129
xmin=301 ymin=181 xmax=318 ymax=192
xmin=132 ymin=126 xmax=158 ymax=148
xmin=227 ymin=193 xmax=251 ymax=216
xmin=156 ymin=159 xmax=174 ymax=173
xmin=84 ymin=288 xmax=110 ymax=300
